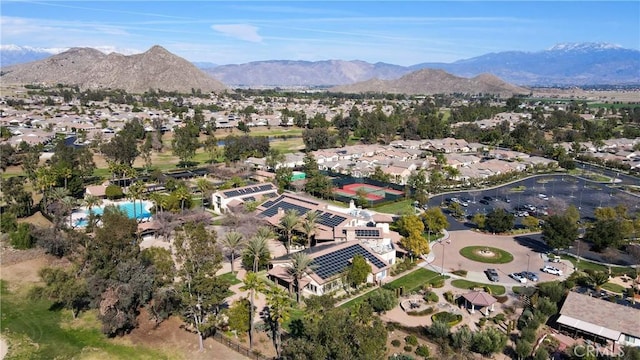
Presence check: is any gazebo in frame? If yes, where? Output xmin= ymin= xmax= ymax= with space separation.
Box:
xmin=462 ymin=290 xmax=497 ymax=315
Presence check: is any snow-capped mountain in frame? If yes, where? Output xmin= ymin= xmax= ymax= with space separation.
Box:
xmin=0 ymin=45 xmax=67 ymax=66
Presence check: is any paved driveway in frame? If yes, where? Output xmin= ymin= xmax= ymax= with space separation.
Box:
xmin=427 ymin=230 xmax=573 ymax=286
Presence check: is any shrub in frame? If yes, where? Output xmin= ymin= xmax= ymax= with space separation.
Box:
xmin=403 ymin=345 xmax=413 ymax=352
xmin=407 ymin=307 xmax=434 ymax=316
xmin=431 ymin=312 xmax=463 ymax=326
xmin=368 ymin=289 xmax=398 ymax=314
xmin=389 ymin=354 xmax=415 ymax=360
xmin=10 ymin=223 xmax=34 ymax=249
xmin=391 ymin=339 xmax=402 ymax=347
xmin=430 ymin=278 xmax=445 ymax=288
xmin=105 ymin=185 xmax=124 ymax=199
xmin=423 ymin=291 xmax=439 ymax=303
xmin=405 ymin=335 xmax=418 ymax=346
xmin=521 ymin=327 xmax=537 ymax=343
xmin=443 ymin=291 xmax=455 ymax=303
xmin=495 ymin=295 xmax=509 ymax=303
xmin=478 ymin=317 xmax=487 ymax=327
xmin=492 ymin=313 xmax=506 ymax=323
xmin=451 ymin=269 xmax=468 ymax=277
xmin=415 ymin=345 xmax=430 ymax=358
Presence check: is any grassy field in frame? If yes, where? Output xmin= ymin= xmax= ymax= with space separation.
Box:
xmin=383 ymin=268 xmax=448 ymax=293
xmin=218 ymin=271 xmax=242 ymax=285
xmin=459 ymin=246 xmax=514 ymax=264
xmin=560 ymin=255 xmax=635 ymax=276
xmin=601 ymin=282 xmax=627 ymax=294
xmin=450 ymin=279 xmax=506 ymax=296
xmin=0 ymin=280 xmax=176 ymax=360
xmin=372 ymin=199 xmax=413 ymax=215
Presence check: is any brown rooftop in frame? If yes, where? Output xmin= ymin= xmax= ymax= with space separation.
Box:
xmin=560 ymin=291 xmax=640 ymax=338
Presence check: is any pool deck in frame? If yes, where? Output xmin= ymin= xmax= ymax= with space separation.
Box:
xmin=70 ymin=199 xmax=154 ymax=227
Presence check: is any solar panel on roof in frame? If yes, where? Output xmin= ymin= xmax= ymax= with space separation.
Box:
xmin=222 ymin=183 xmax=275 ymax=198
xmin=355 ymin=229 xmax=380 ymax=237
xmin=311 ymin=244 xmax=387 ymax=280
xmin=261 ymin=201 xmax=310 ymax=217
xmin=316 ymin=212 xmax=347 ymax=228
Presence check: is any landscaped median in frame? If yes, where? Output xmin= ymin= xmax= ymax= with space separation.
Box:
xmin=450 ymin=279 xmax=506 ymax=296
xmin=459 ymin=246 xmax=514 ymax=264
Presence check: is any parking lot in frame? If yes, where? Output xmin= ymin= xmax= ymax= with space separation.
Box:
xmin=427 ymin=174 xmax=640 ymax=231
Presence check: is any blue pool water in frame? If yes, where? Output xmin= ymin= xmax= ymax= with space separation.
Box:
xmin=74 ymin=201 xmax=152 ymax=227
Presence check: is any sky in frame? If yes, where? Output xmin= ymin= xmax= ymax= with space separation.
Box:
xmin=1 ymin=1 xmax=639 ymax=66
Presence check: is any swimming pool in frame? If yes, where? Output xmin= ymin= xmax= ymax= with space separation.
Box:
xmin=74 ymin=201 xmax=153 ymax=227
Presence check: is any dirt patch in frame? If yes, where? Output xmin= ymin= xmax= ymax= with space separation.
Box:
xmin=16 ymin=211 xmax=52 ymax=228
xmin=127 ymin=309 xmax=253 ymax=360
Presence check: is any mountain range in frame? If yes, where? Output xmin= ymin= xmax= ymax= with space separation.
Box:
xmin=0 ymin=45 xmax=227 ymax=93
xmin=0 ymin=42 xmax=637 ymax=91
xmin=329 ymin=69 xmax=529 ymax=97
xmin=202 ymin=43 xmax=639 ymax=87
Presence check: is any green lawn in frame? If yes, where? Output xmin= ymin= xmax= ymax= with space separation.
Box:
xmin=459 ymin=246 xmax=514 ymax=264
xmin=372 ymin=199 xmax=413 ymax=215
xmin=601 ymin=282 xmax=627 ymax=294
xmin=450 ymin=279 xmax=506 ymax=296
xmin=283 ymin=307 xmax=305 ymax=332
xmin=383 ymin=268 xmax=448 ymax=293
xmin=219 ymin=271 xmax=242 ymax=285
xmin=560 ymin=255 xmax=635 ymax=276
xmin=0 ymin=280 xmax=175 ymax=360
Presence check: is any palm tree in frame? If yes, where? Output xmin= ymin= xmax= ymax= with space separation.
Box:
xmin=221 ymin=231 xmax=245 ymax=274
xmin=287 ymin=252 xmax=315 ymax=303
xmin=127 ymin=181 xmax=146 ymax=222
xmin=301 ymin=211 xmax=318 ymax=249
xmin=244 ymin=234 xmax=270 ymax=273
xmin=279 ymin=209 xmax=299 ymax=254
xmin=195 ymin=178 xmax=213 ymax=210
xmin=61 ymin=196 xmax=76 ymax=228
xmin=240 ymin=272 xmax=264 ymax=350
xmin=83 ymin=195 xmax=102 ymax=228
xmin=58 ymin=167 xmax=73 ymax=189
xmin=264 ymin=286 xmax=291 ymax=358
xmin=149 ymin=192 xmax=165 ymax=214
xmin=174 ymin=185 xmax=191 ymax=213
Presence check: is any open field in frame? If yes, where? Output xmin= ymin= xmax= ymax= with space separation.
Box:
xmin=450 ymin=279 xmax=506 ymax=296
xmin=372 ymin=199 xmax=413 ymax=215
xmin=383 ymin=268 xmax=448 ymax=293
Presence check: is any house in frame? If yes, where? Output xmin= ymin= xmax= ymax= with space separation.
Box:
xmin=268 ymin=241 xmax=391 ymax=297
xmin=211 ymin=183 xmax=278 ymax=214
xmin=556 ymin=291 xmax=640 ymax=350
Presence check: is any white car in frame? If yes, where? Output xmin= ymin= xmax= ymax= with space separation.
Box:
xmin=542 ymin=266 xmax=563 ymax=276
xmin=509 ymin=272 xmax=528 ymax=283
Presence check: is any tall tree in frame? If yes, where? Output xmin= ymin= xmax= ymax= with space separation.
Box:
xmin=301 ymin=211 xmax=319 ymax=249
xmin=173 ymin=222 xmax=228 ymax=351
xmin=127 ymin=181 xmax=146 ymax=222
xmin=172 ymin=120 xmax=201 ymax=166
xmin=422 ymin=207 xmax=449 ymax=236
xmin=542 ymin=214 xmax=578 ymax=250
xmin=287 ymin=252 xmax=315 ymax=303
xmin=264 ymin=286 xmax=292 ymax=358
xmin=346 ymin=254 xmax=372 ymax=289
xmin=221 ymin=231 xmax=245 ymax=274
xmin=244 ymin=229 xmax=272 ymax=272
xmin=279 ymin=209 xmax=300 ymax=255
xmin=240 ymin=272 xmax=264 ymax=350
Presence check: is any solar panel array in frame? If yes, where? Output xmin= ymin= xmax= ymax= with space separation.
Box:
xmin=223 ymin=183 xmax=274 ymax=198
xmin=317 ymin=212 xmax=348 ymax=228
xmin=243 ymin=196 xmax=256 ymax=202
xmin=261 ymin=195 xmax=284 ymax=208
xmin=261 ymin=201 xmax=311 ymax=217
xmin=312 ymin=244 xmax=387 ymax=280
xmin=354 ymin=229 xmax=380 ymax=237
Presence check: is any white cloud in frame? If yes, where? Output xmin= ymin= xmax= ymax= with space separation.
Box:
xmin=211 ymin=24 xmax=262 ymax=43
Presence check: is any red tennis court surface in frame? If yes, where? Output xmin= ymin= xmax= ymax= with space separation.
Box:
xmin=334 ymin=183 xmax=404 ymax=201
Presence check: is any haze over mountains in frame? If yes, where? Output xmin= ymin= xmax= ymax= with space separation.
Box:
xmin=0 ymin=43 xmax=637 ymax=92
xmin=0 ymin=45 xmax=227 ymax=93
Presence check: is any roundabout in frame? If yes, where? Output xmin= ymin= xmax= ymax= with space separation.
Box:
xmin=459 ymin=246 xmax=514 ymax=264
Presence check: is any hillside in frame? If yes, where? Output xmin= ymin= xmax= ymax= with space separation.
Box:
xmin=330 ymin=69 xmax=529 ymax=97
xmin=0 ymin=45 xmax=228 ymax=93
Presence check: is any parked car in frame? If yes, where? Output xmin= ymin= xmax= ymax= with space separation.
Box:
xmin=541 ymin=266 xmax=563 ymax=276
xmin=485 ymin=268 xmax=500 ymax=282
xmin=521 ymin=271 xmax=539 ymax=282
xmin=509 ymin=272 xmax=528 ymax=283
